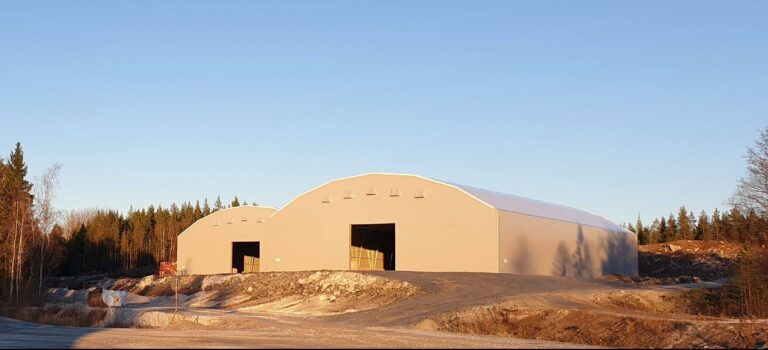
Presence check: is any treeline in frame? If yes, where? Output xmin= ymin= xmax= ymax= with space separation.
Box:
xmin=0 ymin=143 xmax=55 ymax=304
xmin=57 ymin=195 xmax=245 ymax=276
xmin=628 ymin=206 xmax=768 ymax=245
xmin=630 ymin=205 xmax=768 ymax=317
xmin=628 ymin=127 xmax=768 ymax=318
xmin=0 ymin=142 xmax=247 ymax=304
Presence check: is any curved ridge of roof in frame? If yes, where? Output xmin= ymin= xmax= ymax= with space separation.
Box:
xmin=178 ymin=205 xmax=276 ymax=238
xmin=264 ymin=172 xmax=628 ymax=233
xmin=439 ymin=180 xmax=629 ymax=233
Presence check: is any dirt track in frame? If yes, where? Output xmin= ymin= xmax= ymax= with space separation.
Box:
xmin=1 ymin=271 xmax=762 ymax=348
xmin=326 ymin=271 xmax=636 ymax=326
xmin=0 ymin=315 xmax=592 ymax=349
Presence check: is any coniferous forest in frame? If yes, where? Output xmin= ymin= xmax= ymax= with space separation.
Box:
xmin=0 ymin=142 xmax=244 ymax=304
xmin=1 ymin=127 xmax=767 ymax=307
xmin=628 ymin=206 xmax=768 ymax=246
xmin=627 ymin=127 xmax=768 ymax=246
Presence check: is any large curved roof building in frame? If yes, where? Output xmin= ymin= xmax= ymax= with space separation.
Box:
xmin=177 ymin=173 xmax=637 ymax=277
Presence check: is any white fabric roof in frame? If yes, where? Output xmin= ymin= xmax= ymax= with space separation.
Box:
xmin=445 ymin=181 xmax=629 ymax=233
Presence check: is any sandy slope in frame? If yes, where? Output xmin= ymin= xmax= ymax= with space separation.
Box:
xmin=3 ymin=271 xmax=765 ymax=348
xmin=0 ymin=315 xmax=590 ymax=349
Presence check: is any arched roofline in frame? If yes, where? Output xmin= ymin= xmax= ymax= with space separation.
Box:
xmin=270 ymin=172 xmax=630 ymax=233
xmin=178 ymin=205 xmax=277 ymax=238
xmin=269 ymin=173 xmax=495 ymax=219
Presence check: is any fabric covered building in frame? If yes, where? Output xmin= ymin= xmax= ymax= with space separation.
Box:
xmin=177 ymin=173 xmax=637 ymax=277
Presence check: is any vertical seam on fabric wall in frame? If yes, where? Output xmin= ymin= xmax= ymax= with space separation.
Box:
xmin=496 ymin=209 xmax=500 ymax=273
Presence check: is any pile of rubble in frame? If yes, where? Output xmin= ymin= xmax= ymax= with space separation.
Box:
xmin=638 ymin=240 xmax=742 ymax=281
xmin=602 ymin=273 xmax=702 ymax=285
xmin=295 ymin=271 xmax=419 ymax=301
xmin=47 ymin=270 xmax=422 ymax=313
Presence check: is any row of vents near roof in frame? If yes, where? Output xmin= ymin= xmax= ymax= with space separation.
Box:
xmin=322 ymin=187 xmax=426 ymax=203
xmin=212 ymin=187 xmax=427 ymax=224
xmin=212 ymin=216 xmax=265 ymax=226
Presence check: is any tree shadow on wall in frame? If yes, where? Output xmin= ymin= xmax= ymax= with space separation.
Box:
xmin=551 ymin=225 xmax=598 ymax=278
xmin=601 ymin=229 xmax=637 ymax=276
xmin=552 ymin=242 xmax=573 ymax=276
xmin=551 ymin=224 xmax=638 ymax=277
xmin=512 ymin=235 xmax=533 ymax=274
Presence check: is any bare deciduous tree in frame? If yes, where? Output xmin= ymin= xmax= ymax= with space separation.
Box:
xmin=33 ymin=163 xmax=61 ymax=295
xmin=62 ymin=208 xmax=99 ymax=240
xmin=731 ymin=126 xmax=768 ymax=217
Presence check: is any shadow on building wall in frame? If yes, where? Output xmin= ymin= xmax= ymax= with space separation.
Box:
xmin=552 ymin=224 xmax=637 ymax=277
xmin=601 ymin=229 xmax=637 ymax=275
xmin=512 ymin=235 xmax=533 ymax=274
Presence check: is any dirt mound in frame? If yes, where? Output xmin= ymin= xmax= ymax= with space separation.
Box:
xmin=602 ymin=273 xmax=702 ymax=285
xmin=638 ymin=240 xmax=742 ymax=281
xmin=37 ymin=271 xmax=423 ymax=325
xmin=237 ymin=271 xmax=422 ymax=315
xmin=110 ymin=270 xmax=422 ymax=311
xmin=45 ymin=267 xmax=159 ymax=290
xmin=1 ymin=303 xmax=112 ymax=328
xmin=423 ymin=291 xmax=768 ymax=348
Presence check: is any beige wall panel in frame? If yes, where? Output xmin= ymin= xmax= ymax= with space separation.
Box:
xmin=177 ymin=174 xmax=635 ymax=277
xmin=261 ymin=174 xmax=499 ymax=273
xmin=498 ymin=211 xmax=638 ymax=277
xmin=177 ymin=206 xmax=275 ymax=275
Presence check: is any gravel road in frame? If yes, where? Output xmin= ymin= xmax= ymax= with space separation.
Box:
xmin=0 ymin=272 xmax=631 ymax=348
xmin=0 ymin=316 xmax=593 ymax=348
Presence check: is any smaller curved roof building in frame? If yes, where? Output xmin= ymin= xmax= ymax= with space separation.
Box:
xmin=177 ymin=173 xmax=637 ymax=277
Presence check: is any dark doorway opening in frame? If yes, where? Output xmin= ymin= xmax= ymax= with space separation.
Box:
xmin=350 ymin=224 xmax=395 ymax=271
xmin=232 ymin=242 xmax=260 ymax=273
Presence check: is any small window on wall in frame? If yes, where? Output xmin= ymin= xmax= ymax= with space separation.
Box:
xmin=321 ymin=195 xmax=332 ymax=203
xmin=343 ymin=191 xmax=355 ymax=199
xmin=366 ymin=186 xmax=377 ymax=196
xmin=414 ymin=188 xmax=426 ymax=198
xmin=389 ymin=188 xmax=400 ymax=197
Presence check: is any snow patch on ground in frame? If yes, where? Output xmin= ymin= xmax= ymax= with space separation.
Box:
xmin=201 ymin=274 xmax=247 ymax=291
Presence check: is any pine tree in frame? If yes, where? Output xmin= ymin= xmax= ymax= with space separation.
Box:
xmin=712 ymin=208 xmax=722 ymax=241
xmin=1 ymin=142 xmax=35 ymax=303
xmin=231 ymin=196 xmax=240 ymax=207
xmin=214 ymin=195 xmax=223 ymax=211
xmin=744 ymin=209 xmax=762 ymax=244
xmin=47 ymin=224 xmax=66 ymax=276
xmin=635 ymin=215 xmax=649 ymax=245
xmin=658 ymin=217 xmax=668 ymax=243
xmin=677 ymin=206 xmax=694 ymax=240
xmin=721 ymin=211 xmax=734 ymax=241
xmin=203 ymin=198 xmax=211 ymax=216
xmin=667 ymin=214 xmax=679 ymax=242
xmin=696 ymin=210 xmax=711 ymax=240
xmin=5 ymin=143 xmax=31 ymax=193
xmin=649 ymin=218 xmax=661 ymax=244
xmin=193 ymin=200 xmax=202 ymax=220
xmin=728 ymin=207 xmax=744 ymax=241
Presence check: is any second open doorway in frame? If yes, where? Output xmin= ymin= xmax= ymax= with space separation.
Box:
xmin=350 ymin=224 xmax=395 ymax=271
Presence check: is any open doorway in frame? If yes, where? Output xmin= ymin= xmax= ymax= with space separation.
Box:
xmin=232 ymin=242 xmax=260 ymax=273
xmin=350 ymin=224 xmax=395 ymax=271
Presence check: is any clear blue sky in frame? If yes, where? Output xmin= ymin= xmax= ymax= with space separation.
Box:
xmin=1 ymin=1 xmax=766 ymax=225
